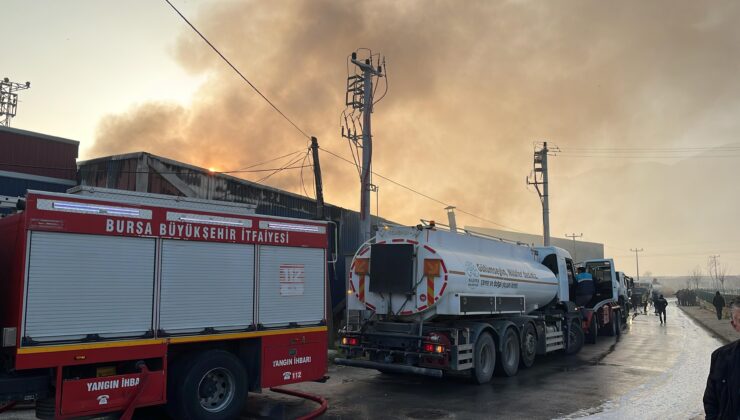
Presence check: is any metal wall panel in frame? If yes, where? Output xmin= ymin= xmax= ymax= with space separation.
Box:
xmin=0 ymin=126 xmax=78 ymax=180
xmin=24 ymin=232 xmax=155 ymax=343
xmin=159 ymin=240 xmax=255 ymax=333
xmin=258 ymin=246 xmax=324 ymax=327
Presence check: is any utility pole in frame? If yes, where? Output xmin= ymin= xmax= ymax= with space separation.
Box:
xmin=631 ymin=248 xmax=644 ymax=282
xmin=566 ymin=233 xmax=583 ymax=262
xmin=346 ymin=51 xmax=383 ymax=242
xmin=0 ymin=77 xmax=31 ymax=127
xmin=527 ymin=142 xmax=551 ymax=246
xmin=709 ymin=255 xmax=720 ymax=290
xmin=310 ymin=137 xmax=325 ymax=220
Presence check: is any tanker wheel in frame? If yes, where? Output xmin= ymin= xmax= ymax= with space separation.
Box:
xmin=496 ymin=328 xmax=520 ymax=377
xmin=605 ymin=314 xmax=617 ymax=337
xmin=614 ymin=313 xmax=622 ymax=337
xmin=471 ymin=332 xmax=495 ymax=384
xmin=566 ymin=320 xmax=584 ymax=355
xmin=587 ymin=318 xmax=598 ymax=344
xmin=167 ymin=350 xmax=248 ymax=420
xmin=519 ymin=323 xmax=537 ymax=369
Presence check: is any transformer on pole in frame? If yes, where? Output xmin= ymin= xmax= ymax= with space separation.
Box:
xmin=342 ymin=50 xmax=385 ymax=242
xmin=0 ymin=77 xmax=31 ymax=127
xmin=527 ymin=142 xmax=553 ymax=246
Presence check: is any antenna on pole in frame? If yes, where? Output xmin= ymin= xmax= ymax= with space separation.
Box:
xmin=343 ymin=49 xmax=385 ymax=242
xmin=565 ymin=233 xmax=583 ymax=262
xmin=0 ymin=77 xmax=31 ymax=127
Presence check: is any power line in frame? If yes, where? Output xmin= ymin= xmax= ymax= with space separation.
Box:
xmin=319 ymin=147 xmax=525 ymax=232
xmin=0 ymin=161 xmax=310 ymax=175
xmin=256 ymin=148 xmax=310 ymax=184
xmin=560 ymin=145 xmax=740 ymax=152
xmin=163 ymin=0 xmax=311 ymax=140
xmin=228 ymin=149 xmax=305 ymax=172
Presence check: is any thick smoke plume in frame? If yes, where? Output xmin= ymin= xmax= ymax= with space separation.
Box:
xmin=92 ymin=0 xmax=740 ymax=274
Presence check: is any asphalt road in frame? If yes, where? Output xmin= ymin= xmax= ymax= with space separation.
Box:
xmin=0 ymin=303 xmax=722 ymax=419
xmin=244 ymin=304 xmax=720 ymax=419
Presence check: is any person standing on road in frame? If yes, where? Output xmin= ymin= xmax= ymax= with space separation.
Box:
xmin=574 ymin=267 xmax=595 ymax=307
xmin=703 ymin=297 xmax=740 ymax=419
xmin=642 ymin=293 xmax=649 ymax=314
xmin=655 ymin=294 xmax=668 ymax=324
xmin=713 ymin=291 xmax=726 ymax=321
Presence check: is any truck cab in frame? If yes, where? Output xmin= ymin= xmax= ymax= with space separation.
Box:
xmin=534 ymin=246 xmax=577 ymax=304
xmin=578 ymin=258 xmax=625 ymax=342
xmin=581 ymin=259 xmax=618 ymax=310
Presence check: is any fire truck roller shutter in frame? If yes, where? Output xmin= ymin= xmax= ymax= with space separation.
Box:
xmin=159 ymin=240 xmax=255 ymax=334
xmin=24 ymin=232 xmax=155 ymax=343
xmin=258 ymin=246 xmax=325 ymax=328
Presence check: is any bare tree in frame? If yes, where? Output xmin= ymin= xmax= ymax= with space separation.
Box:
xmin=689 ymin=266 xmax=702 ymax=289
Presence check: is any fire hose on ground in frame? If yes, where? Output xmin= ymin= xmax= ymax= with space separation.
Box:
xmin=269 ymin=386 xmax=328 ymax=420
xmin=0 ymin=402 xmax=17 ymax=414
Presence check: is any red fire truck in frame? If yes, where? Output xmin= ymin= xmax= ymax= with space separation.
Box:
xmin=0 ymin=189 xmax=329 ymax=419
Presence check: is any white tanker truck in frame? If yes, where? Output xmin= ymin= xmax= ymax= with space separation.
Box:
xmin=336 ymin=223 xmax=624 ymax=383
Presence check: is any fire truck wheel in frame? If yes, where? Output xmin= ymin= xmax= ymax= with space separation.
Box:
xmin=519 ymin=323 xmax=537 ymax=369
xmin=168 ymin=350 xmax=248 ymax=420
xmin=471 ymin=332 xmax=495 ymax=384
xmin=496 ymin=327 xmax=520 ymax=377
xmin=566 ymin=320 xmax=584 ymax=355
xmin=587 ymin=317 xmax=598 ymax=344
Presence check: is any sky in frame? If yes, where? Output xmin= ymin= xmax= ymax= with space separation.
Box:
xmin=4 ymin=0 xmax=740 ymax=276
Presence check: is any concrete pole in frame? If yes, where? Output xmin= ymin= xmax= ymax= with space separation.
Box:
xmin=541 ymin=142 xmax=550 ymax=246
xmin=631 ymin=248 xmax=644 ymax=282
xmin=351 ymin=55 xmax=382 ymax=242
xmin=310 ymin=137 xmax=325 ymax=219
xmin=360 ymin=65 xmax=373 ymax=242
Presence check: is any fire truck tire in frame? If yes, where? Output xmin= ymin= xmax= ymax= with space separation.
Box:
xmin=566 ymin=320 xmax=584 ymax=355
xmin=34 ymin=398 xmax=55 ymax=420
xmin=470 ymin=332 xmax=495 ymax=384
xmin=496 ymin=328 xmax=520 ymax=377
xmin=519 ymin=322 xmax=537 ymax=369
xmin=167 ymin=350 xmax=248 ymax=420
xmin=587 ymin=318 xmax=598 ymax=344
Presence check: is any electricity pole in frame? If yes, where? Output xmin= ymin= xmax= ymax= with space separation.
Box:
xmin=709 ymin=255 xmax=720 ymax=290
xmin=527 ymin=142 xmax=551 ymax=246
xmin=0 ymin=77 xmax=31 ymax=127
xmin=347 ymin=51 xmax=383 ymax=242
xmin=566 ymin=233 xmax=583 ymax=262
xmin=310 ymin=137 xmax=325 ymax=220
xmin=631 ymin=248 xmax=644 ymax=282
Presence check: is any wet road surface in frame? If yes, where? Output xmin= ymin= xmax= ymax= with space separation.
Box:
xmin=246 ymin=305 xmax=721 ymax=419
xmin=0 ymin=304 xmax=723 ymax=419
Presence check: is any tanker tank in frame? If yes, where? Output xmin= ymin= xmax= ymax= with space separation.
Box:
xmin=347 ymin=225 xmax=562 ymax=321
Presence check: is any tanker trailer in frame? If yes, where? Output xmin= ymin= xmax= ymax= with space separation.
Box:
xmin=335 ymin=223 xmax=585 ymax=384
